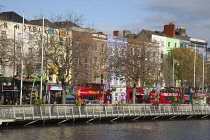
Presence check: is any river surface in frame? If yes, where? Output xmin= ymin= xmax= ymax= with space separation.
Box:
xmin=0 ymin=119 xmax=210 ymax=140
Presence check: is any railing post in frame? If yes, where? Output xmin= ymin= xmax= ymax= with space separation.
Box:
xmin=86 ymin=106 xmax=88 ymax=118
xmin=79 ymin=106 xmax=81 ymax=118
xmin=133 ymin=106 xmax=136 ymax=116
xmin=128 ymin=106 xmax=131 ymax=116
xmin=163 ymin=105 xmax=166 ymax=115
xmin=57 ymin=106 xmax=59 ymax=119
xmin=105 ymin=105 xmax=108 ymax=117
xmin=72 ymin=107 xmax=74 ymax=119
xmin=40 ymin=106 xmax=43 ymax=119
xmin=48 ymin=106 xmax=51 ymax=119
xmin=123 ymin=106 xmax=125 ymax=117
xmin=64 ymin=107 xmax=67 ymax=118
xmin=23 ymin=107 xmax=25 ymax=120
xmin=13 ymin=107 xmax=16 ymax=118
xmin=117 ymin=106 xmax=119 ymax=116
xmin=149 ymin=106 xmax=152 ymax=115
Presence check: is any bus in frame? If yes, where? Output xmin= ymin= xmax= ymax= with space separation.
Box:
xmin=126 ymin=87 xmax=145 ymax=104
xmin=149 ymin=87 xmax=182 ymax=104
xmin=66 ymin=83 xmax=111 ymax=104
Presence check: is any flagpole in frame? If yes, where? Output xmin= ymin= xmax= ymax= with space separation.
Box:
xmin=20 ymin=11 xmax=24 ymax=105
xmin=202 ymin=53 xmax=205 ymax=93
xmin=173 ymin=57 xmax=174 ymax=86
xmin=194 ymin=44 xmax=196 ymax=88
xmin=40 ymin=15 xmax=44 ymax=99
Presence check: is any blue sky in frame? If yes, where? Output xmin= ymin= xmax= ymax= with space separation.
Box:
xmin=1 ymin=0 xmax=210 ymax=42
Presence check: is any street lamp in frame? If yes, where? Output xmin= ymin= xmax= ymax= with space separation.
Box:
xmin=14 ymin=25 xmax=18 ymax=77
xmin=194 ymin=44 xmax=196 ymax=88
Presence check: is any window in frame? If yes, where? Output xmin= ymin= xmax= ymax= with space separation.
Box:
xmin=75 ymin=58 xmax=80 ymax=67
xmin=121 ymin=48 xmax=126 ymax=56
xmin=94 ymin=57 xmax=98 ymax=68
xmin=101 ymin=74 xmax=104 ymax=84
xmin=17 ymin=33 xmax=22 ymax=41
xmin=102 ymin=44 xmax=105 ymax=53
xmin=60 ymin=37 xmax=63 ymax=45
xmin=29 ymin=34 xmax=34 ymax=44
xmin=1 ymin=31 xmax=6 ymax=38
xmin=85 ymin=58 xmax=88 ymax=69
xmin=50 ymin=36 xmax=54 ymax=44
xmin=130 ymin=47 xmax=134 ymax=55
xmin=28 ymin=48 xmax=33 ymax=55
xmin=17 ymin=46 xmax=21 ymax=54
xmin=94 ymin=43 xmax=98 ymax=52
xmin=161 ymin=41 xmax=164 ymax=46
xmin=168 ymin=51 xmax=171 ymax=56
xmin=161 ymin=51 xmax=163 ymax=58
xmin=116 ymin=48 xmax=119 ymax=56
xmin=130 ymin=47 xmax=133 ymax=55
xmin=59 ymin=55 xmax=63 ymax=65
xmin=174 ymin=43 xmax=177 ymax=48
xmin=110 ymin=46 xmax=114 ymax=56
xmin=75 ymin=42 xmax=80 ymax=54
xmin=101 ymin=58 xmax=106 ymax=69
xmin=137 ymin=48 xmax=141 ymax=57
xmin=94 ymin=77 xmax=97 ymax=83
xmin=152 ymin=52 xmax=156 ymax=61
xmin=168 ymin=42 xmax=171 ymax=47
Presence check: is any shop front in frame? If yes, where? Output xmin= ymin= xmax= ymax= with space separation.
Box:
xmin=48 ymin=85 xmax=62 ymax=104
xmin=193 ymin=93 xmax=207 ymax=110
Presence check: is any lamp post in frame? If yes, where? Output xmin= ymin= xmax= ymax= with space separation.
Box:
xmin=0 ymin=74 xmax=2 ymax=102
xmin=194 ymin=44 xmax=196 ymax=88
xmin=173 ymin=57 xmax=175 ymax=86
xmin=14 ymin=25 xmax=18 ymax=77
xmin=20 ymin=12 xmax=24 ymax=105
xmin=40 ymin=15 xmax=44 ymax=99
xmin=202 ymin=53 xmax=205 ymax=93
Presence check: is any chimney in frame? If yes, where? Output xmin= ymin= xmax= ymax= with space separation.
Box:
xmin=97 ymin=32 xmax=103 ymax=34
xmin=113 ymin=30 xmax=120 ymax=37
xmin=175 ymin=27 xmax=187 ymax=37
xmin=163 ymin=22 xmax=176 ymax=38
xmin=123 ymin=30 xmax=131 ymax=37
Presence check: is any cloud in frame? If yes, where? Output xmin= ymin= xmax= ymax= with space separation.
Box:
xmin=140 ymin=0 xmax=210 ymax=19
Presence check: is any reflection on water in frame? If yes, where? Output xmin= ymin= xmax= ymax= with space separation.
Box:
xmin=0 ymin=120 xmax=210 ymax=140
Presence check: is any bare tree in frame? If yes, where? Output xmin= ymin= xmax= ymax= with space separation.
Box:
xmin=107 ymin=38 xmax=160 ymax=104
xmin=44 ymin=12 xmax=93 ymax=104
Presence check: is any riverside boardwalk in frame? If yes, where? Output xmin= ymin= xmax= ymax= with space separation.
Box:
xmin=0 ymin=104 xmax=210 ymax=126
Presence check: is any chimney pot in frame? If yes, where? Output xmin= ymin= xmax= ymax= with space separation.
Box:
xmin=113 ymin=30 xmax=120 ymax=37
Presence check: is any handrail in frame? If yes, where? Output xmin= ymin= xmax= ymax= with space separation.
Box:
xmin=0 ymin=104 xmax=209 ymax=121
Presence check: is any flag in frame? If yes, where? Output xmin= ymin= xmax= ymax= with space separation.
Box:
xmin=156 ymin=83 xmax=162 ymax=94
xmin=50 ymin=63 xmax=59 ymax=74
xmin=105 ymin=80 xmax=110 ymax=92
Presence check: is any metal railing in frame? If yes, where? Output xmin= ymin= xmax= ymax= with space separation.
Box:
xmin=0 ymin=104 xmax=210 ymax=122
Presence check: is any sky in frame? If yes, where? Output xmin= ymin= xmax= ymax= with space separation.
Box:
xmin=1 ymin=0 xmax=210 ymax=43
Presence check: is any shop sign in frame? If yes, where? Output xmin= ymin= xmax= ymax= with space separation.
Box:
xmin=162 ymin=93 xmax=180 ymax=96
xmin=50 ymin=86 xmax=62 ymax=91
xmin=2 ymin=85 xmax=13 ymax=91
xmin=195 ymin=93 xmax=207 ymax=97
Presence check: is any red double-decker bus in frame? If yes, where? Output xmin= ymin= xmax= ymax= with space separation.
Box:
xmin=126 ymin=87 xmax=145 ymax=104
xmin=149 ymin=87 xmax=182 ymax=104
xmin=66 ymin=83 xmax=111 ymax=104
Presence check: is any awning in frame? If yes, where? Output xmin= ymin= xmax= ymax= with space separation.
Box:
xmin=145 ymin=85 xmax=156 ymax=88
xmin=15 ymin=77 xmax=46 ymax=82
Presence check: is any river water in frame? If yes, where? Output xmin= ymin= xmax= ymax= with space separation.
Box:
xmin=0 ymin=119 xmax=210 ymax=140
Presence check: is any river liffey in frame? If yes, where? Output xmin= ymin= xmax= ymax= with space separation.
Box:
xmin=0 ymin=119 xmax=210 ymax=140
